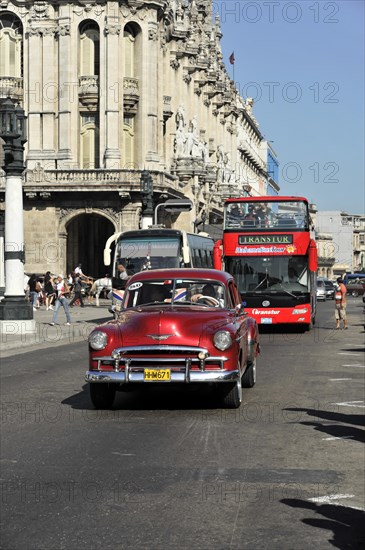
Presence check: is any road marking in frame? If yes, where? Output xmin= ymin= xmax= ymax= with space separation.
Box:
xmin=111 ymin=452 xmax=135 ymax=456
xmin=329 ymin=378 xmax=353 ymax=381
xmin=331 ymin=400 xmax=365 ymax=408
xmin=342 ymin=364 xmax=365 ymax=368
xmin=322 ymin=436 xmax=354 ymax=441
xmin=308 ymin=494 xmax=354 ymax=504
xmin=338 ymin=352 xmax=363 ymax=356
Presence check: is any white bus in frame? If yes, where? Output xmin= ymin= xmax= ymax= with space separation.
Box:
xmin=104 ymin=228 xmax=215 ymax=277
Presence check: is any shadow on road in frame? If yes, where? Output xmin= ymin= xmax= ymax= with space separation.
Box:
xmin=281 ymin=498 xmax=365 ymax=550
xmin=283 ymin=407 xmax=365 ymax=444
xmin=62 ymin=383 xmax=224 ymax=411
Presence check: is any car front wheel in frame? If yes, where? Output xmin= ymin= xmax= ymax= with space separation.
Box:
xmin=89 ymin=383 xmax=116 ymax=409
xmin=242 ymin=358 xmax=256 ymax=388
xmin=221 ymin=380 xmax=242 ymax=408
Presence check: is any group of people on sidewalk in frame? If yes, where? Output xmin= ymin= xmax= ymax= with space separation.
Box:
xmin=24 ymin=263 xmax=103 ymax=325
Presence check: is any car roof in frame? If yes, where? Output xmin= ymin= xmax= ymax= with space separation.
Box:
xmin=127 ymin=268 xmax=233 ymax=284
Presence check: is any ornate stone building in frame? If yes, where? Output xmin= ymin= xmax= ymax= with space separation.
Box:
xmin=0 ymin=0 xmax=273 ymax=278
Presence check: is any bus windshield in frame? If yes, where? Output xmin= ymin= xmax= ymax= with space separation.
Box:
xmin=225 ymin=255 xmax=309 ymax=294
xmin=224 ymin=200 xmax=309 ymax=231
xmin=116 ymin=237 xmax=181 ymax=274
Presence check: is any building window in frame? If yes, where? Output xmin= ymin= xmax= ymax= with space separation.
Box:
xmin=123 ymin=115 xmax=134 ymax=166
xmin=80 ymin=113 xmax=99 ymax=169
xmin=79 ymin=21 xmax=99 ymax=76
xmin=0 ymin=13 xmax=23 ymax=77
xmin=123 ymin=25 xmax=136 ymax=77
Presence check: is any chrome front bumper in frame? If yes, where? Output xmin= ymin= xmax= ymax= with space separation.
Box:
xmin=85 ymin=369 xmax=240 ymax=384
xmin=86 ymin=344 xmax=239 ymax=384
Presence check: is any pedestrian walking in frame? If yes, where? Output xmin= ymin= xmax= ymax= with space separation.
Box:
xmin=50 ymin=275 xmax=72 ymax=325
xmin=28 ymin=274 xmax=42 ymax=311
xmin=44 ymin=271 xmax=55 ymax=310
xmin=335 ymin=277 xmax=348 ymax=330
xmin=69 ymin=274 xmax=85 ymax=307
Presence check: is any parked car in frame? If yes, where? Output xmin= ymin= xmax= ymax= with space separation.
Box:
xmin=345 ymin=280 xmax=365 ymax=297
xmin=86 ymin=268 xmax=260 ymax=409
xmin=316 ymin=279 xmax=327 ymax=301
xmin=322 ymin=279 xmax=335 ymax=300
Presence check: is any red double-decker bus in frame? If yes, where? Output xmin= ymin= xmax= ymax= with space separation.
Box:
xmin=214 ymin=196 xmax=318 ymax=330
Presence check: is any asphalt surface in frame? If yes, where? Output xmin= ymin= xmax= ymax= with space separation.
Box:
xmin=0 ymin=297 xmax=364 ymax=549
xmin=0 ymin=301 xmax=112 ymax=358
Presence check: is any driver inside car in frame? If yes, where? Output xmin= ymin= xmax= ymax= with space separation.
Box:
xmin=147 ymin=285 xmax=166 ymax=303
xmin=191 ymin=284 xmax=223 ymax=307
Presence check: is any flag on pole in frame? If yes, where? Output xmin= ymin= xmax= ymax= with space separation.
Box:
xmin=229 ymin=52 xmax=235 ymax=65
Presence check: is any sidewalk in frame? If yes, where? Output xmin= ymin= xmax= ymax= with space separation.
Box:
xmin=0 ymin=301 xmax=112 ymax=358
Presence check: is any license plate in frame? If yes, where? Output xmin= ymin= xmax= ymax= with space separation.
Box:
xmin=261 ymin=318 xmax=273 ymax=324
xmin=144 ymin=369 xmax=171 ymax=381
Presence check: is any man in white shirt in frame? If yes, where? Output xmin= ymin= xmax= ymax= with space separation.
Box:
xmin=74 ymin=263 xmax=84 ymax=276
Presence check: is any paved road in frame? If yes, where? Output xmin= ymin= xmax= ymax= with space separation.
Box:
xmin=1 ymin=298 xmax=364 ymax=549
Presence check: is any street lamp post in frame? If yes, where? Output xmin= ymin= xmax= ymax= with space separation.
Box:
xmin=0 ymin=97 xmax=34 ymax=329
xmin=140 ymin=170 xmax=154 ymax=229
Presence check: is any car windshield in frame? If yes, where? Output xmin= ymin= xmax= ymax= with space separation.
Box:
xmin=124 ymin=278 xmax=226 ymax=308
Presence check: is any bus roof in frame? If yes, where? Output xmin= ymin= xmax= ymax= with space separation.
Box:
xmin=119 ymin=229 xmax=184 ymax=239
xmin=118 ymin=229 xmax=213 ymax=240
xmin=224 ymin=196 xmax=309 ymax=204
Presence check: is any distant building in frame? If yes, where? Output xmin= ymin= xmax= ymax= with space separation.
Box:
xmin=316 ymin=211 xmax=365 ymax=275
xmin=310 ymin=205 xmax=335 ymax=279
xmin=260 ymin=141 xmax=279 ymax=196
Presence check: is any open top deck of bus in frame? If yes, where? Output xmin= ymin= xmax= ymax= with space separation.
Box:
xmin=224 ymin=196 xmax=310 ymax=232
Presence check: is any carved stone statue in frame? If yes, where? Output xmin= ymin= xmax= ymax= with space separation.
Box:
xmin=224 ymin=152 xmax=232 ymax=184
xmin=216 ymin=145 xmax=225 ymax=184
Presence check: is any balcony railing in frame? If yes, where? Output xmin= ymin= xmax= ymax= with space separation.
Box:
xmin=78 ymin=75 xmax=99 ymax=109
xmin=0 ymin=77 xmax=23 ymax=100
xmin=21 ymin=167 xmax=178 ymax=192
xmin=123 ymin=77 xmax=140 ymax=115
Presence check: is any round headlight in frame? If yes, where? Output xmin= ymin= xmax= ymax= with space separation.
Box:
xmin=214 ymin=331 xmax=232 ymax=351
xmin=89 ymin=330 xmax=108 ymax=350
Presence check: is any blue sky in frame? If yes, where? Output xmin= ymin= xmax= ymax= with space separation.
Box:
xmin=214 ymin=0 xmax=364 ymax=214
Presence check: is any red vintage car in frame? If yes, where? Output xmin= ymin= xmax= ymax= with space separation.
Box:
xmin=85 ymin=269 xmax=260 ymax=409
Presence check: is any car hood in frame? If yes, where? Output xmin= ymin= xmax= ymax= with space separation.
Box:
xmin=110 ymin=306 xmax=233 ymax=348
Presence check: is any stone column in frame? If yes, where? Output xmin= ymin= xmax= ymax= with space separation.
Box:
xmin=0 ymin=175 xmax=35 ymax=330
xmin=104 ymin=21 xmax=121 ymax=169
xmin=26 ymin=28 xmax=43 ymax=168
xmin=42 ymin=28 xmax=57 ymax=168
xmin=145 ymin=21 xmax=159 ymax=164
xmin=57 ymin=19 xmax=73 ymax=166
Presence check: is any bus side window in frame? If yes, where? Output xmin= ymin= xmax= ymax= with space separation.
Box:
xmin=195 ymin=249 xmax=201 ymax=267
xmin=201 ymin=250 xmax=208 ymax=268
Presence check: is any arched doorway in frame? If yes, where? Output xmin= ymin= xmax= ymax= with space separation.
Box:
xmin=66 ymin=214 xmax=114 ymax=278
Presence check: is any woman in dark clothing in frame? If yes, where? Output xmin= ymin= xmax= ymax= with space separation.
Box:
xmin=28 ymin=274 xmax=40 ymax=310
xmin=69 ymin=275 xmax=85 ymax=307
xmin=44 ymin=271 xmax=55 ymax=310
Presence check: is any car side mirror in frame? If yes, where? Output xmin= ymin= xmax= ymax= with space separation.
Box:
xmin=235 ymin=303 xmax=247 ymax=316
